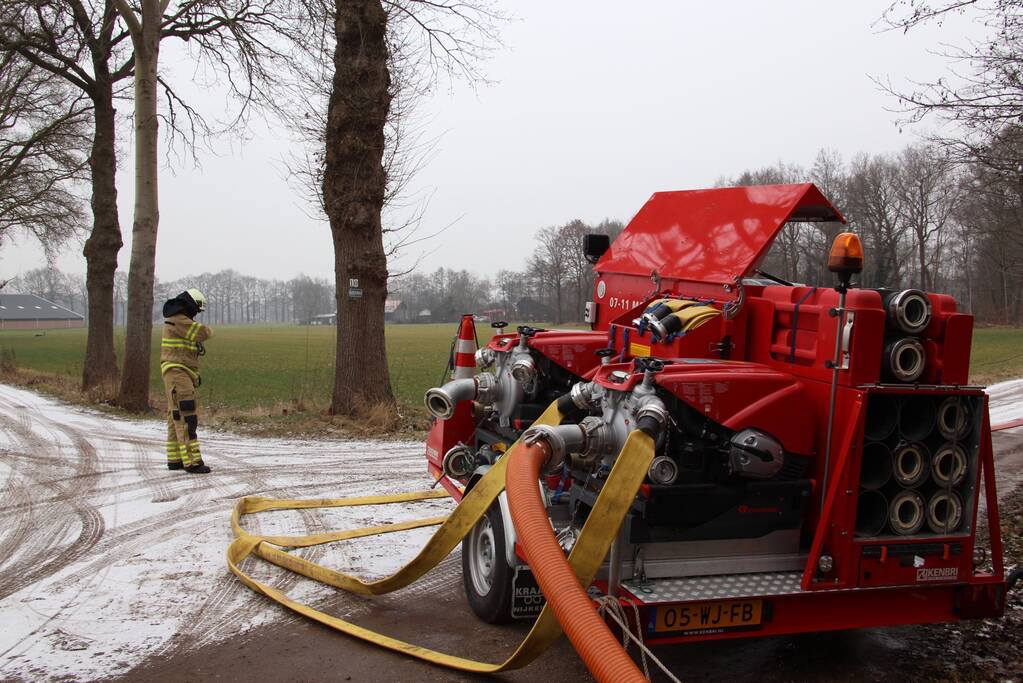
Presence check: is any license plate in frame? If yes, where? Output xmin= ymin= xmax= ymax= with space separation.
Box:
xmin=652 ymin=599 xmax=764 ymax=634
xmin=511 ymin=568 xmax=545 ymax=619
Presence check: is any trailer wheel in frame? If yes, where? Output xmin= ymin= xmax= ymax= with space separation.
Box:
xmin=462 ymin=503 xmax=514 ymax=623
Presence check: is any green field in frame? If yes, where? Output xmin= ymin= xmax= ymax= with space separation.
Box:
xmin=962 ymin=327 xmax=1023 ymax=385
xmin=0 ymin=324 xmax=1020 ymax=413
xmin=0 ymin=324 xmax=485 ymax=411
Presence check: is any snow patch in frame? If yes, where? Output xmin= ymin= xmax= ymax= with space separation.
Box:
xmin=0 ymin=383 xmax=452 ymax=681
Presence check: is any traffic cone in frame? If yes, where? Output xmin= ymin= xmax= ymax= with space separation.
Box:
xmin=452 ymin=314 xmax=477 ymax=379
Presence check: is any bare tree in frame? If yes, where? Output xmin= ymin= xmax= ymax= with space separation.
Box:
xmin=529 ymin=225 xmax=574 ymax=323
xmin=845 ymin=154 xmax=909 ymax=288
xmin=109 ymin=0 xmax=304 ymax=410
xmin=317 ymin=0 xmax=500 ymax=415
xmin=0 ymin=0 xmax=135 ymax=391
xmin=321 ymin=0 xmax=395 ymax=414
xmin=0 ymin=52 xmax=89 ymax=255
xmin=110 ymin=0 xmax=163 ymax=410
xmin=3 ymin=0 xmax=304 ymax=407
xmin=806 ymin=149 xmax=847 ymax=282
xmin=895 ymin=145 xmax=963 ymax=290
xmin=880 ymin=1 xmax=1023 ymax=165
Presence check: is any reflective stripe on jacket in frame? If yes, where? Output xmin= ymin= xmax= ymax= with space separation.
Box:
xmin=160 ymin=313 xmax=213 ymax=377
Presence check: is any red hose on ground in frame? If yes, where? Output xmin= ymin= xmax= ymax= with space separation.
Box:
xmin=506 ymin=442 xmax=646 ymax=683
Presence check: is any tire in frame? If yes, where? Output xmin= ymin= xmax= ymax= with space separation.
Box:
xmin=462 ymin=503 xmax=515 ymax=624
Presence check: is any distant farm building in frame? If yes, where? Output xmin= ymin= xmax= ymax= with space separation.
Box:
xmin=309 ymin=312 xmax=336 ymax=325
xmin=384 ymin=299 xmax=410 ymax=323
xmin=481 ymin=308 xmax=507 ymax=322
xmin=0 ymin=295 xmax=84 ymax=330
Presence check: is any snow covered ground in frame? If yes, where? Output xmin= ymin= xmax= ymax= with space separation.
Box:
xmin=0 ymin=380 xmax=1020 ymax=681
xmin=988 ymin=378 xmax=1023 ymax=428
xmin=0 ymin=384 xmax=454 ymax=681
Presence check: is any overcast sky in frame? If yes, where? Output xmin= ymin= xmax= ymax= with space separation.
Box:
xmin=3 ymin=0 xmax=983 ymax=284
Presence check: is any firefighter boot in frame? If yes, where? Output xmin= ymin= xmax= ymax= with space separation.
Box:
xmin=184 ymin=439 xmax=211 ymax=474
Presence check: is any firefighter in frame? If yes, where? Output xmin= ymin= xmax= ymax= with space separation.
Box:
xmin=161 ymin=288 xmax=213 ymax=474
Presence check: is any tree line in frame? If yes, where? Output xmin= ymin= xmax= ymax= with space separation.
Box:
xmin=387 ymin=218 xmax=625 ymax=325
xmin=6 ymin=267 xmax=334 ymax=326
xmin=730 ymin=143 xmax=1021 ymax=324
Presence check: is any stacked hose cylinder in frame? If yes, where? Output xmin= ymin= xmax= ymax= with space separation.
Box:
xmin=879 ymin=289 xmax=932 ymax=383
xmin=855 ymin=393 xmax=979 ymax=538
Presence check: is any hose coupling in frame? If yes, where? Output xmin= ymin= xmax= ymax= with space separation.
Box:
xmin=569 ymin=381 xmax=600 ymax=411
xmin=522 ymin=423 xmax=585 ymax=473
xmin=635 ymin=398 xmax=668 ymax=439
xmin=474 ymin=372 xmax=499 ymax=405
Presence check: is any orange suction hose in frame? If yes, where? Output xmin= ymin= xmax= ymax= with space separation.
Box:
xmin=506 ymin=441 xmax=646 ymax=683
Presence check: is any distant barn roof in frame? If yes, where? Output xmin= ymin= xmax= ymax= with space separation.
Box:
xmin=0 ymin=294 xmax=83 ymax=321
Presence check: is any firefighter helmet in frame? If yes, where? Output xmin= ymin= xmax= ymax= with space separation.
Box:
xmin=186 ymin=288 xmax=206 ymax=312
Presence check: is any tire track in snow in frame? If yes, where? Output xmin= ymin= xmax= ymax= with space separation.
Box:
xmin=0 ymin=400 xmax=105 ymax=600
xmin=0 ymin=383 xmax=446 ymax=681
xmin=129 ymin=433 xmax=179 ymax=504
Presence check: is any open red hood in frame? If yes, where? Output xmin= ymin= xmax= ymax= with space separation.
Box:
xmin=594 ymin=183 xmax=845 ymax=287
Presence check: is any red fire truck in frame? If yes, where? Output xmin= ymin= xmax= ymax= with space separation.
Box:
xmin=423 ymin=183 xmax=1016 ymax=647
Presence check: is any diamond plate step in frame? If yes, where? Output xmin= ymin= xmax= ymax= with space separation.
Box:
xmin=622 ymin=571 xmax=803 ymax=603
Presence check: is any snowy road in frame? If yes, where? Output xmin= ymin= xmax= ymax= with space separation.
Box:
xmin=0 ymin=380 xmax=1020 ymax=681
xmin=0 ymin=384 xmax=454 ymax=681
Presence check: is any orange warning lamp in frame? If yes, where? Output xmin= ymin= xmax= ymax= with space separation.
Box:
xmin=828 ymin=232 xmax=863 ymax=286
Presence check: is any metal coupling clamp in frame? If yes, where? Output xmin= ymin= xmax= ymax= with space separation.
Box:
xmin=522 ymin=423 xmax=585 ymax=473
xmin=511 ymin=354 xmax=537 ymax=384
xmin=474 ymin=372 xmax=498 ymax=405
xmin=570 ymin=381 xmax=600 ymax=411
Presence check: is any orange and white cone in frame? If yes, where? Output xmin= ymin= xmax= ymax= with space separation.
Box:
xmin=452 ymin=314 xmax=477 ymax=379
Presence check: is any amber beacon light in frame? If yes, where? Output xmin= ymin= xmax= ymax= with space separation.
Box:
xmin=828 ymin=232 xmax=864 ymax=281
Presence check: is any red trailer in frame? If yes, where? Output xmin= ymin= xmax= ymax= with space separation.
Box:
xmin=424 ymin=183 xmax=1015 ymax=646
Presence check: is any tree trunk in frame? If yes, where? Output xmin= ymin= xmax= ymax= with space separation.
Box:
xmin=554 ymin=281 xmax=563 ymax=324
xmin=324 ymin=0 xmax=396 ymax=416
xmin=81 ymin=81 xmax=122 ymax=392
xmin=918 ymin=230 xmax=929 ymax=291
xmin=117 ymin=10 xmax=161 ymax=412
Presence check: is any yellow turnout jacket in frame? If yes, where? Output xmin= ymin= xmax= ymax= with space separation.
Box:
xmin=160 ymin=313 xmax=213 ymax=382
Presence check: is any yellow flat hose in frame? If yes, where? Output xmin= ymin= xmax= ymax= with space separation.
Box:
xmin=666 ymin=304 xmax=720 ymax=332
xmin=226 ymin=402 xmax=656 ymax=675
xmin=663 ymin=298 xmax=698 ymax=313
xmin=645 ymin=298 xmax=697 ymax=320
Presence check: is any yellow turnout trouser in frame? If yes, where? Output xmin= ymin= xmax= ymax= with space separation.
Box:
xmin=163 ymin=367 xmax=202 ymax=467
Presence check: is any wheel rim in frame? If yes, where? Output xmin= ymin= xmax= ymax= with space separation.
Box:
xmin=468 ymin=515 xmax=497 ymax=596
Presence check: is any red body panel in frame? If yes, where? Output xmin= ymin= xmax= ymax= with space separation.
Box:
xmin=522 ymin=330 xmax=608 ymax=376
xmin=595 ymin=184 xmax=844 ymax=287
xmin=591 ymin=184 xmax=844 ymax=329
xmin=424 ymin=401 xmax=474 ymax=499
